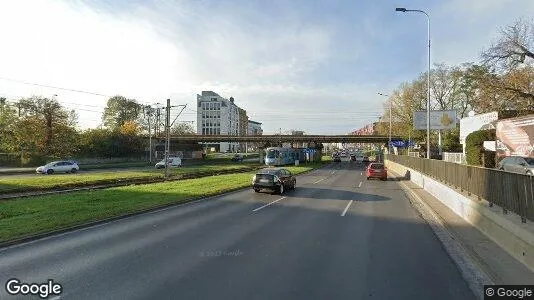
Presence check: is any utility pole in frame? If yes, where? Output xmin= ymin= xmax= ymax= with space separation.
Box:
xmin=165 ymin=99 xmax=171 ymax=179
xmin=155 ymin=107 xmax=161 ymax=137
xmin=147 ymin=106 xmax=153 ymax=163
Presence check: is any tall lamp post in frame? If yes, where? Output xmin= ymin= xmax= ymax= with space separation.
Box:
xmin=377 ymin=92 xmax=392 ymax=154
xmin=396 ymin=7 xmax=431 ymax=159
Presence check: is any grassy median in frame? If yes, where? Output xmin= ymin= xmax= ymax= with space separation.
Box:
xmin=0 ymin=161 xmax=329 ymax=243
xmin=0 ymin=163 xmax=260 ymax=194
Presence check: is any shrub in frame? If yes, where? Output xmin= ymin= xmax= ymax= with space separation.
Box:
xmin=465 ymin=129 xmax=496 ymax=166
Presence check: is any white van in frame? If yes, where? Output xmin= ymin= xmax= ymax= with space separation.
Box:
xmin=155 ymin=157 xmax=182 ymax=169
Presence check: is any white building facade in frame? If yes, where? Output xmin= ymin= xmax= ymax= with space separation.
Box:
xmin=197 ymin=91 xmax=240 ymax=152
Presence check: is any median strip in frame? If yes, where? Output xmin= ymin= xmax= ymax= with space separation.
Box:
xmin=0 ymin=161 xmax=331 ymax=245
xmin=0 ymin=165 xmax=261 ymax=199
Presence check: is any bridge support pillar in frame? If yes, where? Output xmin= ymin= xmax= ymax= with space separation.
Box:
xmin=259 ymin=148 xmax=264 ymax=165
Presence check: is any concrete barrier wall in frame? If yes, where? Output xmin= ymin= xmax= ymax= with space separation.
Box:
xmin=386 ymin=159 xmax=534 ymax=272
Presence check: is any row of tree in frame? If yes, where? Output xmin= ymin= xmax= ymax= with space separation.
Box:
xmin=0 ymin=96 xmax=196 ymax=166
xmin=376 ymin=18 xmax=534 ymax=152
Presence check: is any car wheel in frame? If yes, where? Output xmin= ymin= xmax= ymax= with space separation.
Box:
xmin=279 ymin=184 xmax=284 ymax=195
xmin=366 ymin=177 xmax=369 ymax=180
xmin=71 ymin=168 xmax=77 ymax=173
xmin=254 ymin=188 xmax=260 ymax=193
xmin=46 ymin=169 xmax=54 ymax=175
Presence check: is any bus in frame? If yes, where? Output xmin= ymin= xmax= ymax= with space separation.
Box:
xmin=265 ymin=147 xmax=296 ymax=166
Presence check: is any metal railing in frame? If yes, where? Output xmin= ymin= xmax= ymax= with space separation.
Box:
xmin=442 ymin=152 xmax=466 ymax=164
xmin=387 ymin=154 xmax=534 ymax=223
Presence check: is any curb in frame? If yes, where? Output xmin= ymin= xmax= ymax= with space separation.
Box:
xmin=393 ymin=171 xmax=494 ymax=300
xmin=0 ymin=163 xmax=329 ymax=250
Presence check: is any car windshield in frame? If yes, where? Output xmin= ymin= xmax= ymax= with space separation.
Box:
xmin=525 ymin=158 xmax=534 ymax=165
xmin=370 ymin=164 xmax=384 ymax=169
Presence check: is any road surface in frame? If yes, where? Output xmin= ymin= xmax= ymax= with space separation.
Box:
xmin=0 ymin=160 xmax=475 ymax=299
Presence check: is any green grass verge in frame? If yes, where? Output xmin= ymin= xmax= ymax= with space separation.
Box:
xmin=0 ymin=164 xmax=260 ymax=194
xmin=0 ymin=161 xmax=328 ymax=243
xmin=80 ymin=162 xmax=151 ymax=169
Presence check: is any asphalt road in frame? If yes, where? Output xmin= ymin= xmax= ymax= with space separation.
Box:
xmin=0 ymin=159 xmax=475 ymax=300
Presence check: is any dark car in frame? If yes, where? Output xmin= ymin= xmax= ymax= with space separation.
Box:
xmin=366 ymin=163 xmax=388 ymax=181
xmin=252 ymin=168 xmax=296 ymax=194
xmin=231 ymin=154 xmax=244 ymax=162
xmin=333 ymin=155 xmax=341 ymax=162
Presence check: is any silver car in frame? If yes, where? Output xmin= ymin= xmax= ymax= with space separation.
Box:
xmin=497 ymin=156 xmax=534 ymax=175
xmin=36 ymin=161 xmax=80 ymax=175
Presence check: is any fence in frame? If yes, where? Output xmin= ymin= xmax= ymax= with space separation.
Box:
xmin=442 ymin=152 xmax=466 ymax=164
xmin=387 ymin=154 xmax=534 ymax=223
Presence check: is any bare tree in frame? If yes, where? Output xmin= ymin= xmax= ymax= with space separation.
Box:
xmin=430 ymin=63 xmax=462 ymax=110
xmin=482 ymin=18 xmax=534 ymax=70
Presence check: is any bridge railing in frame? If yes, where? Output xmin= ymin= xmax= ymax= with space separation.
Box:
xmin=386 ymin=154 xmax=534 ymax=223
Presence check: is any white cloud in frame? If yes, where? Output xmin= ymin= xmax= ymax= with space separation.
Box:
xmin=0 ymin=0 xmax=531 ymax=134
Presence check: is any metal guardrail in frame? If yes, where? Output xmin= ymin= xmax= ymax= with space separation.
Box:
xmin=442 ymin=152 xmax=466 ymax=164
xmin=387 ymin=154 xmax=534 ymax=223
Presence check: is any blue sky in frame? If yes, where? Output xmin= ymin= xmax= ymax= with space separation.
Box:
xmin=0 ymin=0 xmax=532 ymax=134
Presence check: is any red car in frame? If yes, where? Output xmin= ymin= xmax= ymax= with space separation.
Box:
xmin=366 ymin=163 xmax=387 ymax=181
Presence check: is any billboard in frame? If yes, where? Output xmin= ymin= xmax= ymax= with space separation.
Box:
xmin=413 ymin=110 xmax=457 ymax=130
xmin=459 ymin=111 xmax=498 ymax=145
xmin=496 ymin=114 xmax=534 ymax=158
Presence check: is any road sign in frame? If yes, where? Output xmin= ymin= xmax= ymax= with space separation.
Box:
xmin=413 ymin=110 xmax=457 ymax=130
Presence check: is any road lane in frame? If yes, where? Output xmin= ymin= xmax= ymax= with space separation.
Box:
xmin=0 ymin=162 xmax=475 ymax=300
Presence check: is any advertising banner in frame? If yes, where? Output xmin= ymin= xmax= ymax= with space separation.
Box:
xmin=496 ymin=114 xmax=534 ymax=158
xmin=413 ymin=110 xmax=457 ymax=130
xmin=459 ymin=111 xmax=498 ymax=145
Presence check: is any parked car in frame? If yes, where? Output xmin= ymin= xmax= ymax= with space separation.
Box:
xmin=36 ymin=161 xmax=79 ymax=175
xmin=333 ymin=155 xmax=341 ymax=162
xmin=498 ymin=156 xmax=534 ymax=175
xmin=252 ymin=167 xmax=296 ymax=194
xmin=366 ymin=163 xmax=387 ymax=181
xmin=231 ymin=154 xmax=244 ymax=162
xmin=362 ymin=156 xmax=370 ymax=163
xmin=155 ymin=157 xmax=182 ymax=169
xmin=350 ymin=154 xmax=356 ymax=161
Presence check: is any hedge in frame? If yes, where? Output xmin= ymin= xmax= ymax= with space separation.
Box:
xmin=465 ymin=129 xmax=496 ymax=166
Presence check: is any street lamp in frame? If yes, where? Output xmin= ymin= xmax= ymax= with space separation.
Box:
xmin=396 ymin=7 xmax=431 ymax=159
xmin=377 ymin=92 xmax=392 ymax=154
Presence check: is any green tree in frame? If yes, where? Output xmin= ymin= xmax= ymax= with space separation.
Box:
xmin=0 ymin=100 xmax=19 ymax=153
xmin=102 ymin=96 xmax=142 ymax=130
xmin=171 ymin=122 xmax=195 ymax=135
xmin=15 ymin=96 xmax=77 ymax=156
xmin=442 ymin=127 xmax=462 ymax=152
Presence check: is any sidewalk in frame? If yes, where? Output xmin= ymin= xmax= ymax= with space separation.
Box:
xmin=392 ymin=173 xmax=534 ymax=285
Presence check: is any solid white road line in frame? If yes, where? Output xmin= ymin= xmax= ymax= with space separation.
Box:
xmin=358 ymin=181 xmax=362 ymax=188
xmin=313 ymin=178 xmax=325 ymax=184
xmin=341 ymin=200 xmax=354 ymax=217
xmin=253 ymin=197 xmax=287 ymax=212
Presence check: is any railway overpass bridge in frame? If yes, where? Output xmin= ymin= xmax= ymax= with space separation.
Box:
xmin=149 ymin=134 xmax=403 ymax=162
xmin=165 ymin=134 xmax=402 ymax=143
